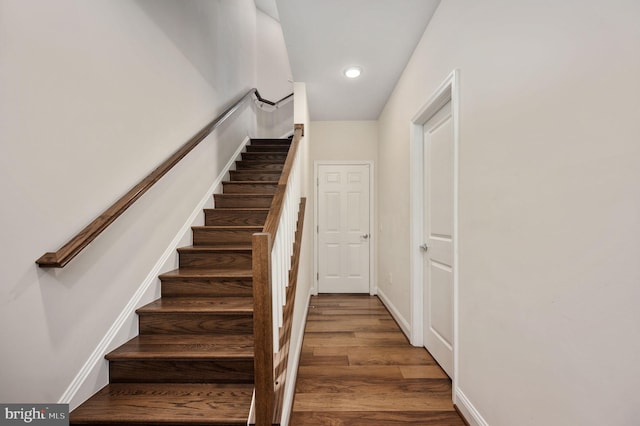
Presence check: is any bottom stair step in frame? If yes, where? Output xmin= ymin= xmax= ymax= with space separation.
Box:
xmin=70 ymin=383 xmax=253 ymax=425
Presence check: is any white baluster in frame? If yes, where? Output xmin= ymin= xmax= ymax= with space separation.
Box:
xmin=268 ymin=134 xmax=304 ymax=354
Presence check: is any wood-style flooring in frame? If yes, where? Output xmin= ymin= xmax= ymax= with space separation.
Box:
xmin=290 ymin=294 xmax=466 ymax=425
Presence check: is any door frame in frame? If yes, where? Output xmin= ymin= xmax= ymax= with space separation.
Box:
xmin=314 ymin=160 xmax=375 ymax=296
xmin=409 ymin=70 xmax=460 ymax=385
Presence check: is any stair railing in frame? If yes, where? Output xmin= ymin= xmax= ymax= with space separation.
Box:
xmin=36 ymin=88 xmax=292 ymax=268
xmin=252 ymin=123 xmax=304 ymax=425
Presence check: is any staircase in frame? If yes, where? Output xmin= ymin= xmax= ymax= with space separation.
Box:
xmin=70 ymin=138 xmax=292 ymax=425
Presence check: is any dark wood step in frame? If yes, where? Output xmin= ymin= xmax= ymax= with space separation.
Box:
xmin=178 ymin=246 xmax=252 ymax=269
xmin=222 ymin=181 xmax=278 ymax=194
xmin=192 ymin=226 xmax=262 ymax=246
xmin=246 ymin=144 xmax=290 ymax=152
xmin=137 ymin=297 xmax=253 ymax=335
xmin=109 ymin=360 xmax=253 ymax=384
xmin=250 ymin=138 xmax=291 ymax=146
xmin=70 ymin=383 xmax=253 ymax=425
xmin=235 ymin=160 xmax=284 ymax=171
xmin=229 ymin=170 xmax=282 ymax=181
xmin=108 ymin=334 xmax=254 ymax=359
xmin=204 ymin=208 xmax=269 ymax=226
xmin=137 ymin=297 xmax=254 ymax=313
xmin=160 ymin=268 xmax=253 ymax=298
xmin=107 ymin=335 xmax=254 ymax=383
xmin=214 ymin=193 xmax=273 ymax=208
xmin=241 ymin=152 xmax=287 ymax=161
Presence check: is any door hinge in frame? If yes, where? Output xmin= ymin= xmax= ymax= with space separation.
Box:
xmin=317 ymin=225 xmax=319 ymax=233
xmin=316 ymin=177 xmax=319 ymax=186
xmin=317 ymin=272 xmax=319 ymax=280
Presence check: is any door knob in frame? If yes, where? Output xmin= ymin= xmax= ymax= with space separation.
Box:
xmin=419 ymin=244 xmax=429 ymax=251
xmin=362 ymin=233 xmax=370 ymax=239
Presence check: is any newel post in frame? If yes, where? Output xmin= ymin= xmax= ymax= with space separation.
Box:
xmin=252 ymin=232 xmax=275 ymax=425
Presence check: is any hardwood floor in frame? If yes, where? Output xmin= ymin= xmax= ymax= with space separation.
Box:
xmin=290 ymin=294 xmax=466 ymax=426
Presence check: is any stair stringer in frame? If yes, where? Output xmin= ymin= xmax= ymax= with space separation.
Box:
xmin=59 ymin=136 xmax=252 ymax=410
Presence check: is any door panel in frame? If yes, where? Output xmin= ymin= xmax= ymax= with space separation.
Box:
xmin=429 ymin=261 xmax=453 ymax=347
xmin=423 ymin=100 xmax=454 ymax=377
xmin=318 ymin=164 xmax=370 ymax=293
xmin=429 ymin=118 xmax=454 ymax=237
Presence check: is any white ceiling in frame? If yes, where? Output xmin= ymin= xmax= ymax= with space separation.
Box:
xmin=270 ymin=0 xmax=441 ymax=121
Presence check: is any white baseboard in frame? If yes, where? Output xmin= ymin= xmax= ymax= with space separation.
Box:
xmin=455 ymin=388 xmax=489 ymax=426
xmin=279 ymin=288 xmax=312 ymax=426
xmin=375 ymin=291 xmax=488 ymax=426
xmin=59 ymin=137 xmax=251 ymax=409
xmin=377 ymin=288 xmax=411 ymax=340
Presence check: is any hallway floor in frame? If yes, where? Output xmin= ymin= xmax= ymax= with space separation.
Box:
xmin=290 ymin=294 xmax=466 ymax=425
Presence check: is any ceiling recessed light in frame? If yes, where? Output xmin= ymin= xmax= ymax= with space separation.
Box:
xmin=344 ymin=66 xmax=362 ymax=79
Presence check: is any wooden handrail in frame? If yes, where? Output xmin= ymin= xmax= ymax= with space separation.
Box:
xmin=254 ymin=90 xmax=293 ymax=107
xmin=36 ymin=89 xmax=293 ymax=268
xmin=263 ymin=124 xmax=303 ymax=237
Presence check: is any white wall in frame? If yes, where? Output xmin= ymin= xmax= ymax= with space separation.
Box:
xmin=254 ymin=9 xmax=294 ymax=138
xmin=256 ymin=101 xmax=294 ymax=139
xmin=0 ymin=0 xmax=259 ymax=405
xmin=309 ymin=121 xmax=378 ymax=163
xmin=377 ymin=0 xmax=640 ymax=425
xmin=308 ymin=121 xmax=378 ymax=296
xmin=256 ymin=9 xmax=293 ymax=101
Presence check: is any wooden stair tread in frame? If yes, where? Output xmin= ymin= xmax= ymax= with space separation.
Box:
xmin=236 ymin=162 xmax=285 ymax=167
xmin=137 ymin=297 xmax=253 ymax=314
xmin=237 ymin=159 xmax=285 ymax=163
xmin=177 ymin=245 xmax=252 ymax=252
xmin=70 ymin=383 xmax=252 ymax=425
xmin=227 ymin=170 xmax=282 ymax=181
xmin=215 ymin=193 xmax=273 ymax=197
xmin=107 ymin=335 xmax=253 ymax=360
xmin=230 ymin=168 xmax=282 ymax=170
xmin=246 ymin=146 xmax=290 ymax=152
xmin=192 ymin=226 xmax=263 ymax=230
xmin=242 ymin=152 xmax=287 ymax=155
xmin=230 ymin=169 xmax=282 ymax=171
xmin=222 ymin=180 xmax=279 ymax=184
xmin=221 ymin=181 xmax=278 ymax=194
xmin=250 ymin=138 xmax=291 ymax=143
xmin=191 ymin=226 xmax=259 ymax=247
xmin=213 ymin=194 xmax=274 ymax=208
xmin=205 ymin=207 xmax=270 ymax=211
xmin=160 ymin=268 xmax=253 ymax=279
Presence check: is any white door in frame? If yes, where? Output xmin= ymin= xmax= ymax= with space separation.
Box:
xmin=422 ymin=100 xmax=454 ymax=377
xmin=317 ymin=164 xmax=371 ymax=293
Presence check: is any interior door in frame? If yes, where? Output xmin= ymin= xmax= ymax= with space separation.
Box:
xmin=317 ymin=163 xmax=371 ymax=293
xmin=422 ymin=100 xmax=454 ymax=377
